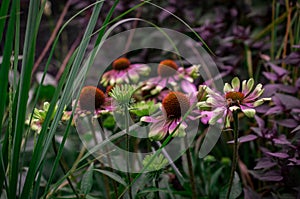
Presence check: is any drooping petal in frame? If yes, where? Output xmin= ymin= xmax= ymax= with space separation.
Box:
xmin=149 ymin=120 xmax=168 ymax=140
xmin=240 ymin=105 xmax=256 ymax=118
xmin=172 ymin=123 xmax=187 ymax=137
xmin=140 ymin=116 xmax=160 ymax=123
xmin=181 ymin=80 xmax=197 ymax=93
xmin=245 ymin=84 xmax=263 ymax=100
xmin=253 ymin=97 xmax=272 ymax=107
xmin=209 ymin=107 xmax=226 ymax=125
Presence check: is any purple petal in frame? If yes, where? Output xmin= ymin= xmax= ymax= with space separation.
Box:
xmin=181 ymin=80 xmax=197 ymax=93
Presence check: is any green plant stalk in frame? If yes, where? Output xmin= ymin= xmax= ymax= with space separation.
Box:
xmin=118 ymin=103 xmax=197 ymax=198
xmin=0 ymin=1 xmax=17 ymax=194
xmin=0 ymin=0 xmax=11 ymax=44
xmin=184 ymin=137 xmax=197 ymax=199
xmin=226 ymin=111 xmax=239 ymax=199
xmin=9 ymin=0 xmax=39 ymax=198
xmin=125 ymin=105 xmax=133 ymax=199
xmin=154 ymin=174 xmax=159 ymax=199
xmin=51 ymin=136 xmax=79 ymax=198
xmin=20 ymin=3 xmax=103 ymax=198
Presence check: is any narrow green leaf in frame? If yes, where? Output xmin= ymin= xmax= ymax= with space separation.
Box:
xmin=10 ymin=0 xmax=40 ymax=198
xmin=219 ymin=172 xmax=242 ymax=199
xmin=21 ymin=2 xmax=103 ymax=198
xmin=0 ymin=0 xmax=10 ymax=43
xmin=94 ymin=169 xmax=127 ymax=187
xmin=199 ymin=125 xmax=223 ymax=158
xmin=81 ymin=163 xmax=94 ymax=195
xmin=209 ymin=166 xmax=224 ymax=191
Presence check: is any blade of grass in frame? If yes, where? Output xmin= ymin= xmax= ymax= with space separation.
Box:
xmin=0 ymin=0 xmax=10 ymax=44
xmin=0 ymin=0 xmax=17 ymax=196
xmin=20 ymin=2 xmax=103 ymax=198
xmin=45 ymin=0 xmax=119 ymax=194
xmin=9 ymin=0 xmax=40 ymax=198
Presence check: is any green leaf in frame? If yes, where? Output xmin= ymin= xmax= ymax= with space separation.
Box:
xmin=210 ymin=166 xmax=224 ymax=190
xmin=94 ymin=169 xmax=127 ymax=187
xmin=219 ymin=172 xmax=242 ymax=199
xmin=81 ymin=163 xmax=94 ymax=195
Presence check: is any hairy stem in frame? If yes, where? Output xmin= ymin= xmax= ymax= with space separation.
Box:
xmin=125 ymin=106 xmax=133 ymax=199
xmin=51 ymin=137 xmax=79 ymax=198
xmin=154 ymin=175 xmax=160 ymax=199
xmin=226 ymin=111 xmax=239 ymax=199
xmin=185 ymin=137 xmax=197 ymax=199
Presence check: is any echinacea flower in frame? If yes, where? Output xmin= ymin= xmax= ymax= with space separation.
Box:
xmin=76 ymin=86 xmax=112 ymax=118
xmin=100 ymin=57 xmax=150 ymax=86
xmin=144 ymin=60 xmax=197 ymax=94
xmin=141 ymin=91 xmax=198 ymax=140
xmin=198 ymin=77 xmax=271 ymax=127
xmin=25 ymin=102 xmax=69 ymax=133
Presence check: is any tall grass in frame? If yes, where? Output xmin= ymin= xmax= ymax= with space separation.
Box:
xmin=0 ymin=1 xmax=111 ymax=198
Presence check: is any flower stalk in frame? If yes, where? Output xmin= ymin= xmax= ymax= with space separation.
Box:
xmin=125 ymin=105 xmax=133 ymax=199
xmin=185 ymin=136 xmax=197 ymax=199
xmin=226 ymin=110 xmax=239 ymax=199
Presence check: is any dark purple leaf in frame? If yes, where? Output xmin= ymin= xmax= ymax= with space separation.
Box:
xmin=254 ymin=158 xmax=277 ymax=170
xmin=283 ymin=52 xmax=300 ymax=65
xmin=291 ymin=125 xmax=300 ymax=133
xmin=268 ymin=62 xmax=289 ymax=76
xmin=250 ymin=170 xmax=283 ymax=182
xmin=275 ymin=93 xmax=300 ymax=109
xmin=228 ymin=134 xmax=257 ymax=144
xmin=264 ymin=84 xmax=297 ymax=96
xmin=263 ymin=72 xmax=278 ymax=81
xmin=265 ymin=152 xmax=289 ymax=159
xmin=275 ymin=119 xmax=298 ymax=128
xmin=244 ymin=187 xmax=262 ymax=199
xmin=296 ymin=78 xmax=300 ymax=89
xmin=288 ymin=158 xmax=300 ymax=165
xmin=158 ymin=6 xmax=176 ymax=22
xmin=254 ymin=115 xmax=265 ymax=128
xmin=265 ymin=106 xmax=283 ymax=115
xmin=251 ymin=127 xmax=262 ymax=137
xmin=273 ymin=135 xmax=292 ymax=146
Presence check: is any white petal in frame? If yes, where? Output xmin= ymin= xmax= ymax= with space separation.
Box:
xmin=231 ymin=77 xmax=240 ymax=91
xmin=229 ymin=106 xmax=240 ymax=111
xmin=243 ymin=108 xmax=256 ymax=118
xmin=253 ymin=97 xmax=271 ymax=107
xmin=223 ymin=83 xmax=232 ymax=93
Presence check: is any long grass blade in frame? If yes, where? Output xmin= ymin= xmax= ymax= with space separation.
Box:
xmin=0 ymin=0 xmax=17 ymax=196
xmin=9 ymin=0 xmax=40 ymax=198
xmin=20 ymin=2 xmax=103 ymax=198
xmin=44 ymin=0 xmax=118 ymax=194
xmin=0 ymin=0 xmax=11 ymax=44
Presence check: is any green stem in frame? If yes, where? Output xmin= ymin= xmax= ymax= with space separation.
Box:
xmin=124 ymin=106 xmax=133 ymax=199
xmin=51 ymin=137 xmax=79 ymax=198
xmin=154 ymin=175 xmax=159 ymax=199
xmin=184 ymin=137 xmax=197 ymax=199
xmin=226 ymin=111 xmax=239 ymax=199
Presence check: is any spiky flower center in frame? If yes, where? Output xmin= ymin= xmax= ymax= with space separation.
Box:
xmin=112 ymin=57 xmax=130 ymax=71
xmin=225 ymin=91 xmax=244 ymax=106
xmin=79 ymin=86 xmax=105 ymax=111
xmin=162 ymin=91 xmax=190 ymax=119
xmin=157 ymin=60 xmax=178 ymax=77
